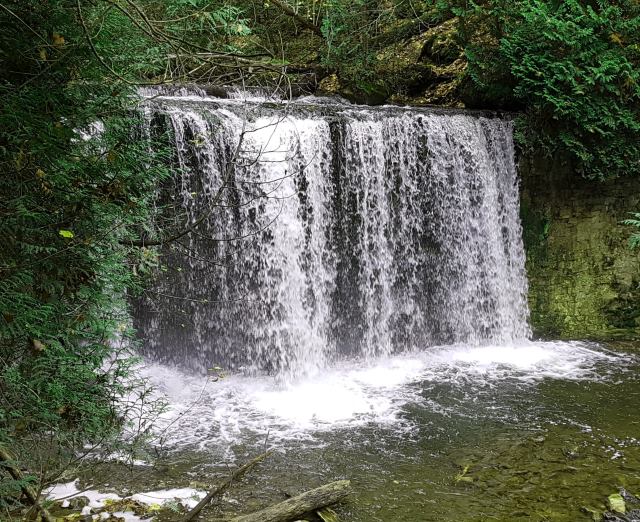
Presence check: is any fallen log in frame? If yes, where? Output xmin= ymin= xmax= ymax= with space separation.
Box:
xmin=230 ymin=480 xmax=351 ymax=522
xmin=183 ymin=450 xmax=271 ymax=522
xmin=0 ymin=447 xmax=55 ymax=522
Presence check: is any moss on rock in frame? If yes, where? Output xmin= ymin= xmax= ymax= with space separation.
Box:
xmin=373 ymin=18 xmax=467 ymax=107
xmin=520 ymin=154 xmax=640 ymax=340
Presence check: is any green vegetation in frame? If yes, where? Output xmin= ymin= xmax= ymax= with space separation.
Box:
xmin=0 ymin=0 xmax=257 ymax=515
xmin=456 ymin=0 xmax=640 ymax=180
xmin=0 ymin=0 xmax=161 ymax=511
xmin=311 ymin=0 xmax=640 ymax=179
xmin=237 ymin=0 xmax=640 ymax=179
xmin=1 ymin=0 xmax=639 ymax=517
xmin=624 ymin=213 xmax=640 ymax=248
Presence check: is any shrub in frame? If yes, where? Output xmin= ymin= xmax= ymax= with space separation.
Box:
xmin=460 ymin=0 xmax=640 ymax=179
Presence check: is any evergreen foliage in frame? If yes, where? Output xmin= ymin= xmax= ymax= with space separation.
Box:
xmin=456 ymin=0 xmax=640 ymax=179
xmin=257 ymin=0 xmax=640 ymax=179
xmin=623 ymin=213 xmax=640 ymax=248
xmin=0 ymin=0 xmax=253 ymax=514
xmin=1 ymin=0 xmax=639 ymax=513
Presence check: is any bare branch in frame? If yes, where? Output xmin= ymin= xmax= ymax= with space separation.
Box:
xmin=122 ymin=124 xmax=247 ymax=247
xmin=183 ymin=451 xmax=272 ymax=522
xmin=0 ymin=447 xmax=55 ymax=522
xmin=269 ymin=0 xmax=323 ymax=36
xmin=76 ymin=0 xmax=163 ymax=86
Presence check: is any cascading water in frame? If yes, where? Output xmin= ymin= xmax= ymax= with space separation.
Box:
xmin=134 ymin=93 xmax=530 ymax=381
xmin=45 ymin=92 xmax=639 ymax=522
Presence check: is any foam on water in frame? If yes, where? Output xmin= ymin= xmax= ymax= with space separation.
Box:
xmin=46 ymin=481 xmax=121 ymax=509
xmin=129 ymin=93 xmax=630 ymax=456
xmin=146 ymin=341 xmax=625 ymax=452
xmin=428 ymin=341 xmax=620 ymax=380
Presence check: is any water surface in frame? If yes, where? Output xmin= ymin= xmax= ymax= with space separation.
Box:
xmin=134 ymin=340 xmax=640 ymax=521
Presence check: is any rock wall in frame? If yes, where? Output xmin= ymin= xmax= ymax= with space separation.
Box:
xmin=519 ymin=154 xmax=640 ymax=340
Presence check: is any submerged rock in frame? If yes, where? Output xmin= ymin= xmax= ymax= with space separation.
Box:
xmin=609 ymin=493 xmax=627 ymax=514
xmin=581 ymin=506 xmax=604 ymax=521
xmin=67 ymin=496 xmax=90 ymax=509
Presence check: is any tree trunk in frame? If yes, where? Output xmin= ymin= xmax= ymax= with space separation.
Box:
xmin=230 ymin=480 xmax=351 ymax=522
xmin=269 ymin=0 xmax=323 ymax=36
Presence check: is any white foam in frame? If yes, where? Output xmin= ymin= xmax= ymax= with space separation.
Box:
xmin=46 ymin=480 xmax=206 ymax=520
xmin=130 ymin=488 xmax=205 ymax=509
xmin=427 ymin=340 xmax=619 ymax=381
xmin=145 ymin=341 xmax=626 ymax=451
xmin=46 ymin=480 xmax=120 ymax=509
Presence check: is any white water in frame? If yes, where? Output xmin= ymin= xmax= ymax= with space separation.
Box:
xmin=46 ymin=480 xmax=206 ymax=521
xmin=145 ymin=340 xmax=623 ymax=453
xmin=129 ymin=93 xmax=619 ymax=453
xmin=45 ymin=92 xmax=635 ymax=519
xmin=135 ymin=94 xmax=530 ymax=381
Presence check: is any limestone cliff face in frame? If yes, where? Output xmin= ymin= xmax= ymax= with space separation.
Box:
xmin=519 ymin=154 xmax=640 ymax=340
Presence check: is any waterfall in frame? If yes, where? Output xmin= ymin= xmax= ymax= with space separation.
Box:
xmin=134 ymin=94 xmax=530 ymax=380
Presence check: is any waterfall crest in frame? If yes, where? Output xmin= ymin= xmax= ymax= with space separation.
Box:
xmin=135 ymin=95 xmax=530 ymax=379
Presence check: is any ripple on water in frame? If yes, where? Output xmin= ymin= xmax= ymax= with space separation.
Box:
xmin=142 ymin=340 xmax=631 ymax=453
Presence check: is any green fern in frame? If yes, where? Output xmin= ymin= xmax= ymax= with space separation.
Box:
xmin=447 ymin=0 xmax=640 ymax=180
xmin=623 ymin=213 xmax=640 ymax=248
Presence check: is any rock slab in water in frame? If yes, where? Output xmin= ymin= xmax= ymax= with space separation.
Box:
xmin=609 ymin=494 xmax=627 ymax=514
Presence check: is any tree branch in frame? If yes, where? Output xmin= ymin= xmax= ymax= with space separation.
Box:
xmin=0 ymin=447 xmax=55 ymax=522
xmin=122 ymin=127 xmax=246 ymax=248
xmin=269 ymin=0 xmax=323 ymax=36
xmin=183 ymin=451 xmax=272 ymax=522
xmin=230 ymin=480 xmax=352 ymax=522
xmin=76 ymin=0 xmax=159 ymax=86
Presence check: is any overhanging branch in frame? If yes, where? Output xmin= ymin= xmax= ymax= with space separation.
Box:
xmin=269 ymin=0 xmax=323 ymax=36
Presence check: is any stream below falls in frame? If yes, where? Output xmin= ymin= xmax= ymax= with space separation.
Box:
xmin=60 ymin=340 xmax=639 ymax=522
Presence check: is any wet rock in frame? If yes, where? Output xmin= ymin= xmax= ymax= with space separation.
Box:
xmin=621 ymin=489 xmax=639 ymax=503
xmin=317 ymin=507 xmax=340 ymax=521
xmin=101 ymin=498 xmax=151 ymax=517
xmin=581 ymin=506 xmax=604 ymax=521
xmin=317 ymin=75 xmax=341 ymax=96
xmin=603 ymin=514 xmax=628 ymax=522
xmin=68 ymin=496 xmax=91 ymax=509
xmin=188 ymin=480 xmax=210 ymax=490
xmin=609 ymin=493 xmax=627 ymax=514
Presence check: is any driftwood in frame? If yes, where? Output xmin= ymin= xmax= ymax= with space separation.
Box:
xmin=230 ymin=480 xmax=351 ymax=522
xmin=183 ymin=451 xmax=271 ymax=522
xmin=0 ymin=447 xmax=55 ymax=522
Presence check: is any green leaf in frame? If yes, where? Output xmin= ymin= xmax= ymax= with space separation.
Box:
xmin=58 ymin=229 xmax=74 ymax=238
